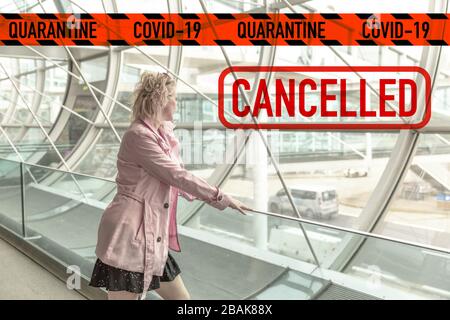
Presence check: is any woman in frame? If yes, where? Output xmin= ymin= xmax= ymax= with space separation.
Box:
xmin=89 ymin=71 xmax=251 ymax=300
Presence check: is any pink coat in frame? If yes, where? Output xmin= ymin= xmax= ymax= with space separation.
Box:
xmin=94 ymin=118 xmax=232 ymax=299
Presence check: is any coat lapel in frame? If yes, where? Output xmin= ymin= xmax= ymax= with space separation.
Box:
xmin=140 ymin=118 xmax=171 ymax=154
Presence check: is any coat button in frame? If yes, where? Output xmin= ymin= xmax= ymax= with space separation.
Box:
xmin=164 ymin=203 xmax=169 ymax=208
xmin=157 ymin=236 xmax=162 ymax=242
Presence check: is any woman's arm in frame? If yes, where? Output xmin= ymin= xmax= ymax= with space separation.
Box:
xmin=178 ymin=189 xmax=198 ymax=202
xmin=125 ymin=128 xmax=231 ymax=211
xmin=177 ymin=157 xmax=198 ymax=202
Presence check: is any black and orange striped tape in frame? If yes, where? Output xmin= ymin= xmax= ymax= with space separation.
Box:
xmin=0 ymin=13 xmax=448 ymax=46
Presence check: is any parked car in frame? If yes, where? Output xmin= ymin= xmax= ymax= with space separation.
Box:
xmin=268 ymin=185 xmax=339 ymax=220
xmin=344 ymin=167 xmax=368 ymax=178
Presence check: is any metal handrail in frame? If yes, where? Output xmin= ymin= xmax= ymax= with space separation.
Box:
xmin=0 ymin=156 xmax=115 ymax=184
xmin=247 ymin=208 xmax=450 ymax=256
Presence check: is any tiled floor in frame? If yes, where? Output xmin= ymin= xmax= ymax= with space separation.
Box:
xmin=0 ymin=237 xmax=86 ymax=300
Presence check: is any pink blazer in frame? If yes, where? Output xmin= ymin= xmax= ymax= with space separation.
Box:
xmin=94 ymin=118 xmax=232 ymax=299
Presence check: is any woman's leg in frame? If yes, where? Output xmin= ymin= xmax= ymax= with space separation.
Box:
xmin=154 ymin=274 xmax=191 ymax=300
xmin=108 ymin=290 xmax=140 ymax=300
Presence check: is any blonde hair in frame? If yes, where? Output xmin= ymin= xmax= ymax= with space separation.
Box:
xmin=131 ymin=71 xmax=176 ymax=125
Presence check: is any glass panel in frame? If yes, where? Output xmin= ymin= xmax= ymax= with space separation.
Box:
xmin=183 ymin=130 xmax=317 ymax=265
xmin=30 ymin=0 xmax=57 ymax=12
xmin=249 ymin=270 xmax=329 ymax=300
xmin=74 ymin=128 xmax=125 ymax=179
xmin=265 ymin=213 xmax=450 ymax=299
xmin=116 ymin=0 xmax=169 ymax=13
xmin=430 ymin=47 xmax=450 ymax=128
xmin=79 ymin=56 xmax=108 ymax=85
xmin=182 ymin=0 xmax=261 ymax=12
xmin=344 ymin=235 xmax=450 ymax=299
xmin=52 ymin=95 xmax=99 ymax=157
xmin=38 ymin=63 xmax=69 ymax=124
xmin=264 ymin=130 xmax=397 ymax=229
xmin=0 ymin=135 xmax=20 ymax=160
xmin=66 ymin=0 xmax=105 ymax=14
xmin=22 ymin=163 xmax=115 ymax=277
xmin=20 ymin=127 xmax=47 ymax=146
xmin=287 ymin=0 xmax=429 ymax=12
xmin=0 ymin=158 xmax=22 ymax=235
xmin=374 ymin=133 xmax=450 ymax=251
xmin=177 ymin=45 xmax=261 ymax=185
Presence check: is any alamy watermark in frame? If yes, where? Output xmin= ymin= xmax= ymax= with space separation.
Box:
xmin=174 ymin=122 xmax=281 ymax=167
xmin=66 ymin=264 xmax=81 ymax=290
xmin=66 ymin=13 xmax=82 ymax=30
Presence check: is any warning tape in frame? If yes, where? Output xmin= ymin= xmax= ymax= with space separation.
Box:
xmin=0 ymin=13 xmax=448 ymax=46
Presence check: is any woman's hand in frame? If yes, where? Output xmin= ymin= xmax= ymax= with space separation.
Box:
xmin=228 ymin=196 xmax=252 ymax=215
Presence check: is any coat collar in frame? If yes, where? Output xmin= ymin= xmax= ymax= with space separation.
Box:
xmin=140 ymin=118 xmax=175 ymax=136
xmin=141 ymin=118 xmax=160 ymax=134
xmin=140 ymin=118 xmax=174 ymax=154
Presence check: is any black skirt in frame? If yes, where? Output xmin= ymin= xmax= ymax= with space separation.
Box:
xmin=88 ymin=251 xmax=181 ymax=293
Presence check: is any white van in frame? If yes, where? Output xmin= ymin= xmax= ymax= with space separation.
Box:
xmin=268 ymin=185 xmax=339 ymax=220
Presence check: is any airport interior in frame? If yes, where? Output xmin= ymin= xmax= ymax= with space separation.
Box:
xmin=0 ymin=0 xmax=449 ymax=300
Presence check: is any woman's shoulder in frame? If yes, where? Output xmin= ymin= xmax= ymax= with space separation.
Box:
xmin=126 ymin=119 xmax=174 ymax=135
xmin=126 ymin=119 xmax=149 ymax=134
xmin=123 ymin=120 xmax=154 ymax=143
xmin=123 ymin=120 xmax=176 ymax=145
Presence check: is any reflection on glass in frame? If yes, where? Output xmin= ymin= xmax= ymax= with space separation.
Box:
xmin=249 ymin=270 xmax=328 ymax=300
xmin=0 ymin=158 xmax=22 ymax=235
xmin=20 ymin=163 xmax=114 ymax=276
xmin=375 ymin=134 xmax=450 ymax=250
xmin=345 ymin=236 xmax=450 ymax=299
xmin=75 ymin=129 xmax=125 ymax=179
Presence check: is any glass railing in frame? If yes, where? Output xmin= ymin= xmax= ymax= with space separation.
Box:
xmin=0 ymin=156 xmax=449 ymax=300
xmin=0 ymin=157 xmax=115 ymax=279
xmin=246 ymin=208 xmax=450 ymax=299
